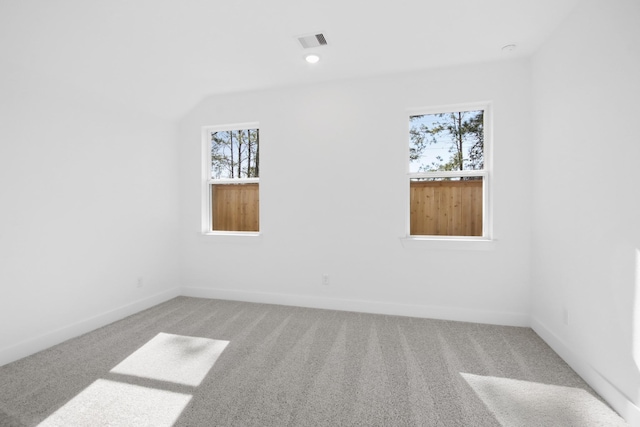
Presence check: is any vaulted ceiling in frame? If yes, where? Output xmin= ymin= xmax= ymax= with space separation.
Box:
xmin=1 ymin=0 xmax=581 ymax=120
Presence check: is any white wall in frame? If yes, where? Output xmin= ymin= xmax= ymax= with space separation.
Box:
xmin=0 ymin=62 xmax=182 ymax=365
xmin=178 ymin=60 xmax=533 ymax=326
xmin=530 ymin=0 xmax=640 ymax=421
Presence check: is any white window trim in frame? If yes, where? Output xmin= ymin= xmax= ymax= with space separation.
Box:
xmin=403 ymin=102 xmax=493 ymax=246
xmin=201 ymin=122 xmax=261 ymax=237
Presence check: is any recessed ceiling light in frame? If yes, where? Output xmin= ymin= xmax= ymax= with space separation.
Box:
xmin=501 ymin=44 xmax=517 ymax=53
xmin=305 ymin=54 xmax=320 ymax=64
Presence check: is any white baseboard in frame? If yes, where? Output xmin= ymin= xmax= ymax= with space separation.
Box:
xmin=0 ymin=287 xmax=181 ymax=367
xmin=531 ymin=317 xmax=640 ymax=426
xmin=0 ymin=286 xmax=527 ymax=369
xmin=181 ymin=286 xmax=530 ymax=327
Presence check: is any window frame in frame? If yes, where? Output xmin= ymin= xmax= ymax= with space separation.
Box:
xmin=201 ymin=122 xmax=261 ymax=236
xmin=405 ymin=102 xmax=492 ymax=241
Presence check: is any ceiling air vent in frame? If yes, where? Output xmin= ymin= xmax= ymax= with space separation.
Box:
xmin=297 ymin=33 xmax=328 ymax=49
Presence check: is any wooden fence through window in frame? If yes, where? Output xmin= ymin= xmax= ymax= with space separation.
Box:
xmin=410 ymin=180 xmax=483 ymax=236
xmin=211 ymin=183 xmax=259 ymax=232
xmin=211 ymin=180 xmax=482 ymax=236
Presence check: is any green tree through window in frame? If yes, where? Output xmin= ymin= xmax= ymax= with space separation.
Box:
xmin=410 ymin=110 xmax=483 ymax=173
xmin=211 ymin=129 xmax=259 ymax=179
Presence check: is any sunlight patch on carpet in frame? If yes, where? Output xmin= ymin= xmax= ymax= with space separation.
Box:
xmin=38 ymin=379 xmax=191 ymax=427
xmin=460 ymin=373 xmax=627 ymax=427
xmin=111 ymin=333 xmax=229 ymax=386
xmin=38 ymin=333 xmax=229 ymax=426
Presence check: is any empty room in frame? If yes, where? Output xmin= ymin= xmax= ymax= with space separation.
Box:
xmin=1 ymin=0 xmax=639 ymax=426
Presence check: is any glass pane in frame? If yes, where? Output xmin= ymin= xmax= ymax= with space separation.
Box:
xmin=211 ymin=183 xmax=259 ymax=232
xmin=410 ymin=177 xmax=483 ymax=236
xmin=409 ymin=110 xmax=484 ymax=173
xmin=210 ymin=129 xmax=260 ymax=179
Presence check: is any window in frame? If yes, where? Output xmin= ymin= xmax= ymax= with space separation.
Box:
xmin=408 ymin=106 xmax=489 ymax=238
xmin=202 ymin=123 xmax=260 ymax=234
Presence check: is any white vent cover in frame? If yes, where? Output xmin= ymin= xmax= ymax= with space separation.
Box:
xmin=297 ymin=33 xmax=328 ymax=49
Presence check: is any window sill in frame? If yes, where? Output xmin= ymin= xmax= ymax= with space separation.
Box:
xmin=201 ymin=231 xmax=262 ymax=244
xmin=400 ymin=236 xmax=496 ymax=251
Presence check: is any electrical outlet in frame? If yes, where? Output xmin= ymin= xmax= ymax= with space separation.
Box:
xmin=322 ymin=274 xmax=330 ymax=286
xmin=137 ymin=277 xmax=144 ymax=288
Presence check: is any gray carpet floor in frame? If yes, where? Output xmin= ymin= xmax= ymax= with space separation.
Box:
xmin=0 ymin=296 xmax=628 ymax=426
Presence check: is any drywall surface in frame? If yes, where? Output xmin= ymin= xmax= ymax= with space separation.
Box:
xmin=0 ymin=62 xmax=182 ymax=363
xmin=531 ymin=0 xmax=640 ymax=417
xmin=178 ymin=60 xmax=533 ymax=325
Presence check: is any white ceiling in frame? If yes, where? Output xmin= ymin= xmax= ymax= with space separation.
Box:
xmin=1 ymin=0 xmax=581 ymax=120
